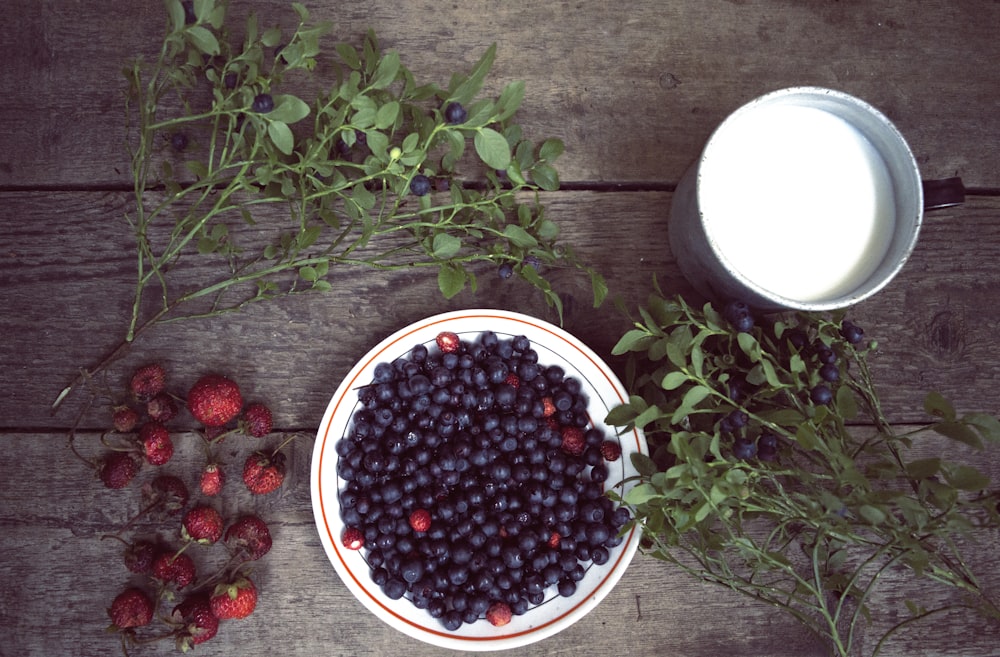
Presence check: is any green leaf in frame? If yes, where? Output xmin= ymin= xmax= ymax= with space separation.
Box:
xmin=905 ymin=457 xmax=941 ymax=479
xmin=943 ymin=465 xmax=990 ymax=491
xmin=530 ymin=163 xmax=560 ymax=191
xmin=438 ymin=263 xmax=466 ymax=298
xmin=269 ymin=94 xmax=311 ymax=124
xmin=631 ymin=452 xmax=659 ymax=477
xmin=503 ymin=224 xmax=538 ymax=249
xmin=375 ymin=101 xmax=400 ymax=129
xmin=965 ymin=413 xmax=1000 ymax=443
xmin=299 ymin=265 xmax=318 ymax=282
xmin=495 ymin=80 xmax=525 ymax=121
xmin=450 ymin=43 xmax=496 ymax=105
xmin=187 ymin=26 xmax=220 ymax=55
xmin=166 ymin=0 xmax=185 ymax=32
xmin=336 ymin=43 xmax=360 ymax=69
xmin=474 ymin=128 xmax=511 ymax=170
xmin=431 ymin=233 xmax=461 ymax=259
xmin=369 ymin=51 xmax=400 ymax=89
xmin=267 ymin=121 xmax=294 ymax=155
xmin=661 ymin=371 xmax=689 ymax=391
xmin=539 ymin=138 xmax=565 ymax=162
xmin=611 ymin=329 xmax=652 ymax=356
xmin=681 ymin=385 xmax=711 ymax=409
xmin=859 ymin=504 xmax=887 ymax=525
xmin=624 ymin=483 xmax=658 ymax=505
xmin=261 ymin=26 xmax=282 ymax=47
xmin=924 ymin=391 xmax=956 ymax=421
xmin=932 ymin=421 xmax=983 ymax=449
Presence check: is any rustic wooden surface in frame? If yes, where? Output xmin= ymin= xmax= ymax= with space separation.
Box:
xmin=2 ymin=1 xmax=1000 ymax=656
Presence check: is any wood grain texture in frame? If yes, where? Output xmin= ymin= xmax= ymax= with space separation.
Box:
xmin=1 ymin=0 xmax=998 ymax=188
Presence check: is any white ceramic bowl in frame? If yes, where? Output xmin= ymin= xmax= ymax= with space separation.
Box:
xmin=311 ymin=309 xmax=647 ymax=651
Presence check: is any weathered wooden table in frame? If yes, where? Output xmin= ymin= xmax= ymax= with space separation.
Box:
xmin=3 ymin=1 xmax=1000 ymax=656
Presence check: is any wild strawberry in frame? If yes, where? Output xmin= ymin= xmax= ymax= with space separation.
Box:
xmin=187 ymin=374 xmax=243 ymax=427
xmin=146 ymin=392 xmax=179 ymax=423
xmin=140 ymin=422 xmax=174 ymax=466
xmin=548 ymin=531 xmax=561 ymax=549
xmin=108 ymin=587 xmax=155 ymax=630
xmin=240 ymin=402 xmax=273 ymax=437
xmin=485 ymin=601 xmax=512 ymax=627
xmin=172 ymin=594 xmax=219 ymax=649
xmin=182 ymin=505 xmax=224 ymax=544
xmin=436 ymin=331 xmax=461 ymax=353
xmin=153 ymin=551 xmax=197 ymax=589
xmin=560 ymin=426 xmax=586 ymax=456
xmin=200 ymin=463 xmax=225 ymax=497
xmin=341 ymin=527 xmax=364 ymax=550
xmin=503 ymin=372 xmax=520 ymax=388
xmin=242 ymin=451 xmax=285 ymax=495
xmin=146 ymin=474 xmax=189 ymax=516
xmin=122 ymin=540 xmax=159 ymax=575
xmin=600 ymin=440 xmax=622 ymax=462
xmin=112 ymin=406 xmax=140 ymax=433
xmin=130 ymin=363 xmax=166 ymax=402
xmin=540 ymin=397 xmax=556 ymax=417
xmin=409 ymin=508 xmax=431 ymax=532
xmin=224 ymin=515 xmax=272 ymax=561
xmin=100 ymin=452 xmax=140 ymax=489
xmin=210 ymin=576 xmax=258 ymax=620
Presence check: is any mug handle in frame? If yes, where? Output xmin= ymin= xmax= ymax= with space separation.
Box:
xmin=923 ymin=177 xmax=965 ymax=210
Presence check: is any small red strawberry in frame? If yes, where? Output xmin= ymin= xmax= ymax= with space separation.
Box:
xmin=182 ymin=505 xmax=224 ymax=544
xmin=200 ymin=463 xmax=225 ymax=497
xmin=409 ymin=508 xmax=431 ymax=533
xmin=600 ymin=440 xmax=622 ymax=462
xmin=485 ymin=601 xmax=512 ymax=627
xmin=224 ymin=515 xmax=272 ymax=561
xmin=100 ymin=452 xmax=140 ymax=489
xmin=210 ymin=576 xmax=258 ymax=620
xmin=146 ymin=474 xmax=190 ymax=516
xmin=560 ymin=426 xmax=586 ymax=456
xmin=240 ymin=402 xmax=273 ymax=437
xmin=436 ymin=331 xmax=461 ymax=353
xmin=503 ymin=372 xmax=520 ymax=388
xmin=540 ymin=397 xmax=556 ymax=418
xmin=171 ymin=594 xmax=219 ymax=649
xmin=242 ymin=451 xmax=285 ymax=495
xmin=108 ymin=587 xmax=155 ymax=630
xmin=153 ymin=551 xmax=197 ymax=589
xmin=122 ymin=539 xmax=159 ymax=575
xmin=146 ymin=392 xmax=179 ymax=423
xmin=187 ymin=374 xmax=243 ymax=427
xmin=130 ymin=363 xmax=167 ymax=402
xmin=140 ymin=422 xmax=174 ymax=466
xmin=548 ymin=531 xmax=561 ymax=549
xmin=112 ymin=406 xmax=140 ymax=433
xmin=341 ymin=527 xmax=364 ymax=550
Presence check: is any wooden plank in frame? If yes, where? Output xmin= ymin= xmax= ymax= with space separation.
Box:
xmin=1 ymin=428 xmax=998 ymax=657
xmin=2 ymin=192 xmax=1000 ymax=429
xmin=2 ymin=0 xmax=999 ymax=188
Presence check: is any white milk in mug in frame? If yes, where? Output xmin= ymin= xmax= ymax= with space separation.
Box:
xmin=669 ymin=87 xmax=924 ymax=311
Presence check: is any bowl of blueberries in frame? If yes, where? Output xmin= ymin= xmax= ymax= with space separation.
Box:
xmin=311 ymin=309 xmax=647 ymax=650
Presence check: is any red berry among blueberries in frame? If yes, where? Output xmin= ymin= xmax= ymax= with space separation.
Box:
xmin=251 ymin=93 xmax=274 ymax=113
xmin=444 ymin=101 xmax=468 ymax=124
xmin=336 ymin=330 xmax=629 ymax=630
xmin=410 ymin=174 xmax=432 ymax=196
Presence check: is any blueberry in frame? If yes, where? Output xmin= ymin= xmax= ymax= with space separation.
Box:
xmin=819 ymin=363 xmax=840 ymax=382
xmin=723 ymin=300 xmax=754 ymax=333
xmin=170 ymin=132 xmax=189 ymax=152
xmin=223 ymin=72 xmax=238 ymax=89
xmin=444 ymin=101 xmax=468 ymax=124
xmin=840 ymin=320 xmax=865 ymax=344
xmin=182 ymin=0 xmax=196 ymax=24
xmin=810 ymin=385 xmax=833 ymax=406
xmin=410 ymin=174 xmax=432 ymax=196
xmin=733 ymin=439 xmax=757 ymax=460
xmin=252 ymin=93 xmax=275 ymax=113
xmin=497 ymin=262 xmax=514 ymax=280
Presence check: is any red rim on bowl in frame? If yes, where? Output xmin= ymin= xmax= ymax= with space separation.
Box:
xmin=310 ymin=309 xmax=647 ymax=650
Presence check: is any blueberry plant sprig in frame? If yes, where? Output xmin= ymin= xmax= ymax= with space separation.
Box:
xmin=52 ymin=0 xmax=606 ymax=410
xmin=605 ymin=288 xmax=1000 ymax=657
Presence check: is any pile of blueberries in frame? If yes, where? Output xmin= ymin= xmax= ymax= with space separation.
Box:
xmin=335 ymin=330 xmax=630 ymax=630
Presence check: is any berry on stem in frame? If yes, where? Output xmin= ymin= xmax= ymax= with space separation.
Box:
xmin=108 ymin=587 xmax=154 ymax=630
xmin=210 ymin=576 xmax=258 ymax=620
xmin=187 ymin=374 xmax=243 ymax=427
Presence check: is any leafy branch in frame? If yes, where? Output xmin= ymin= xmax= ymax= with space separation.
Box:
xmin=606 ymin=286 xmax=1000 ymax=656
xmin=53 ymin=0 xmax=606 ymax=410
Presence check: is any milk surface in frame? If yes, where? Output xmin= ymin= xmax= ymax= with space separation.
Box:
xmin=699 ymin=104 xmax=896 ymax=303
